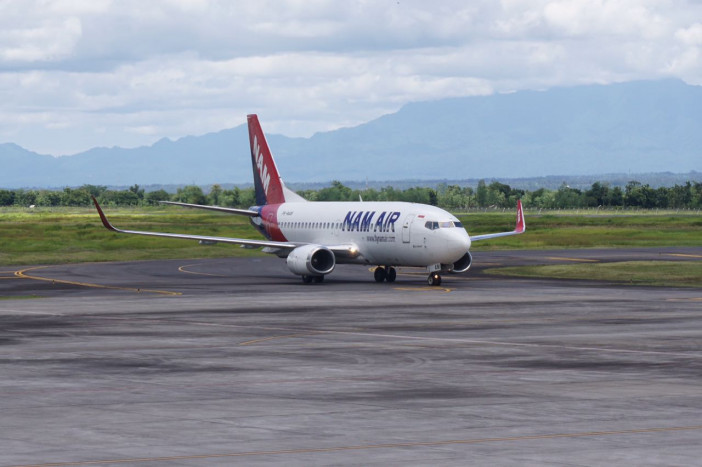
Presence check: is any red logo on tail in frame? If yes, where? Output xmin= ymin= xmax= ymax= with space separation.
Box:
xmin=248 ymin=114 xmax=285 ymax=205
xmin=252 ymin=135 xmax=271 ymax=196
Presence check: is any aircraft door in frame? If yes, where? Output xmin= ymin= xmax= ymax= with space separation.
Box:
xmin=402 ymin=214 xmax=415 ymax=243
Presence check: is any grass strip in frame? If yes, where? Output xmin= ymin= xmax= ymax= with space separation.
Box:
xmin=0 ymin=295 xmax=43 ymax=300
xmin=459 ymin=213 xmax=702 ymax=250
xmin=1 ymin=207 xmax=701 ymax=266
xmin=485 ymin=261 xmax=702 ymax=288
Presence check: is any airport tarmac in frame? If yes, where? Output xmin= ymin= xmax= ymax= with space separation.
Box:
xmin=1 ymin=247 xmax=701 ymax=466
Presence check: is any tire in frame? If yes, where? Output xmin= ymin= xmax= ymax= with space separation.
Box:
xmin=302 ymin=275 xmax=313 ymax=283
xmin=374 ymin=267 xmax=386 ymax=283
xmin=428 ymin=273 xmax=442 ymax=286
xmin=386 ymin=267 xmax=397 ymax=283
xmin=313 ymin=275 xmax=324 ymax=283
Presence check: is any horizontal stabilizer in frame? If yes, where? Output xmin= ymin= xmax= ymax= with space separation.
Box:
xmin=160 ymin=201 xmax=259 ymax=217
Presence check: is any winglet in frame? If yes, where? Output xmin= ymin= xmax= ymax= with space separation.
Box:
xmin=515 ymin=199 xmax=525 ymax=233
xmin=91 ymin=196 xmax=118 ymax=232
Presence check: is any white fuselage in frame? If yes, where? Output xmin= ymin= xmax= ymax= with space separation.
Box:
xmin=259 ymin=201 xmax=472 ymax=267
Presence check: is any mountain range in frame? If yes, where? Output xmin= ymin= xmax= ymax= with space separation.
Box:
xmin=1 ymin=79 xmax=700 ymax=189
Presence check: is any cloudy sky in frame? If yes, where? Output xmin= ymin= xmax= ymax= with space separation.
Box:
xmin=1 ymin=0 xmax=701 ymax=155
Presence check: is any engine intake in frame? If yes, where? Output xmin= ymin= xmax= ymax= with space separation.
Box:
xmin=449 ymin=252 xmax=472 ymax=273
xmin=286 ymin=245 xmax=336 ymax=276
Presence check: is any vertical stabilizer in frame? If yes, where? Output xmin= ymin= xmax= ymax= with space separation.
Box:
xmin=248 ymin=114 xmax=286 ymax=205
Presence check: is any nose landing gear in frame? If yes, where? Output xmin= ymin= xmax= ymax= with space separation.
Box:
xmin=427 ymin=273 xmax=442 ymax=286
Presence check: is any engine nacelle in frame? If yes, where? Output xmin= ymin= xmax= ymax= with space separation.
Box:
xmin=286 ymin=244 xmax=336 ymax=276
xmin=449 ymin=251 xmax=473 ymax=274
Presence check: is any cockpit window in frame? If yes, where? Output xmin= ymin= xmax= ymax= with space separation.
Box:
xmin=425 ymin=220 xmax=463 ymax=229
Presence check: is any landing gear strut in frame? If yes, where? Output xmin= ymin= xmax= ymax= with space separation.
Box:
xmin=374 ymin=266 xmax=397 ymax=283
xmin=427 ymin=273 xmax=442 ymax=286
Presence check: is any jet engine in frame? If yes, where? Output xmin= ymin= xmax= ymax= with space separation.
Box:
xmin=286 ymin=245 xmax=336 ymax=276
xmin=449 ymin=252 xmax=472 ymax=273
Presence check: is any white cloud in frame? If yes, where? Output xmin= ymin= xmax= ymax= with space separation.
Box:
xmin=0 ymin=0 xmax=701 ymax=154
xmin=0 ymin=16 xmax=82 ymax=62
xmin=676 ymin=22 xmax=702 ymax=46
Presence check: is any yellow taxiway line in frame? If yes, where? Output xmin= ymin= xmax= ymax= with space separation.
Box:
xmin=666 ymin=253 xmax=702 ymax=259
xmin=393 ymin=286 xmax=453 ymax=293
xmin=178 ymin=263 xmax=228 ymax=277
xmin=546 ymin=256 xmax=600 ymax=263
xmin=14 ymin=266 xmax=181 ymax=296
xmin=239 ymin=332 xmax=321 ymax=346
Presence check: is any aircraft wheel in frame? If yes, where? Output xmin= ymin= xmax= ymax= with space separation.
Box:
xmin=313 ymin=275 xmax=324 ymax=283
xmin=386 ymin=267 xmax=397 ymax=283
xmin=302 ymin=275 xmax=313 ymax=284
xmin=427 ymin=273 xmax=442 ymax=286
xmin=374 ymin=267 xmax=386 ymax=283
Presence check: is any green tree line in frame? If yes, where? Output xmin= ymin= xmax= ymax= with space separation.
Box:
xmin=1 ymin=180 xmax=701 ymax=210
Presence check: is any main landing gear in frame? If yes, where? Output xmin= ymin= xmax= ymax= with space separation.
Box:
xmin=302 ymin=275 xmax=324 ymax=283
xmin=374 ymin=266 xmax=397 ymax=283
xmin=427 ymin=272 xmax=442 ymax=286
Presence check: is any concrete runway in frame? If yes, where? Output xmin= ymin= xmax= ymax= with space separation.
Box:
xmin=1 ymin=247 xmax=701 ymax=466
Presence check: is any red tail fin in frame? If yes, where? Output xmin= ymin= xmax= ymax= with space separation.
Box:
xmin=248 ymin=114 xmax=286 ymax=205
xmin=515 ymin=199 xmax=525 ymax=233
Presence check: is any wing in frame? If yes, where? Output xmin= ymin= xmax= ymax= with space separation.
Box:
xmin=92 ymin=197 xmax=362 ymax=260
xmin=92 ymin=197 xmax=296 ymax=250
xmin=159 ymin=201 xmax=260 ymax=217
xmin=470 ymin=200 xmax=526 ymax=241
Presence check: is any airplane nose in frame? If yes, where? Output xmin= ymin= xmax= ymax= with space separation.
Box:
xmin=460 ymin=231 xmax=471 ymax=251
xmin=447 ymin=230 xmax=471 ymax=257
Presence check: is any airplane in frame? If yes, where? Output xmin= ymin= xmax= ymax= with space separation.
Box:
xmin=92 ymin=114 xmax=525 ymax=286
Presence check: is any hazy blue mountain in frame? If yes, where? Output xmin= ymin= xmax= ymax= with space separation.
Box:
xmin=1 ymin=79 xmax=700 ymax=188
